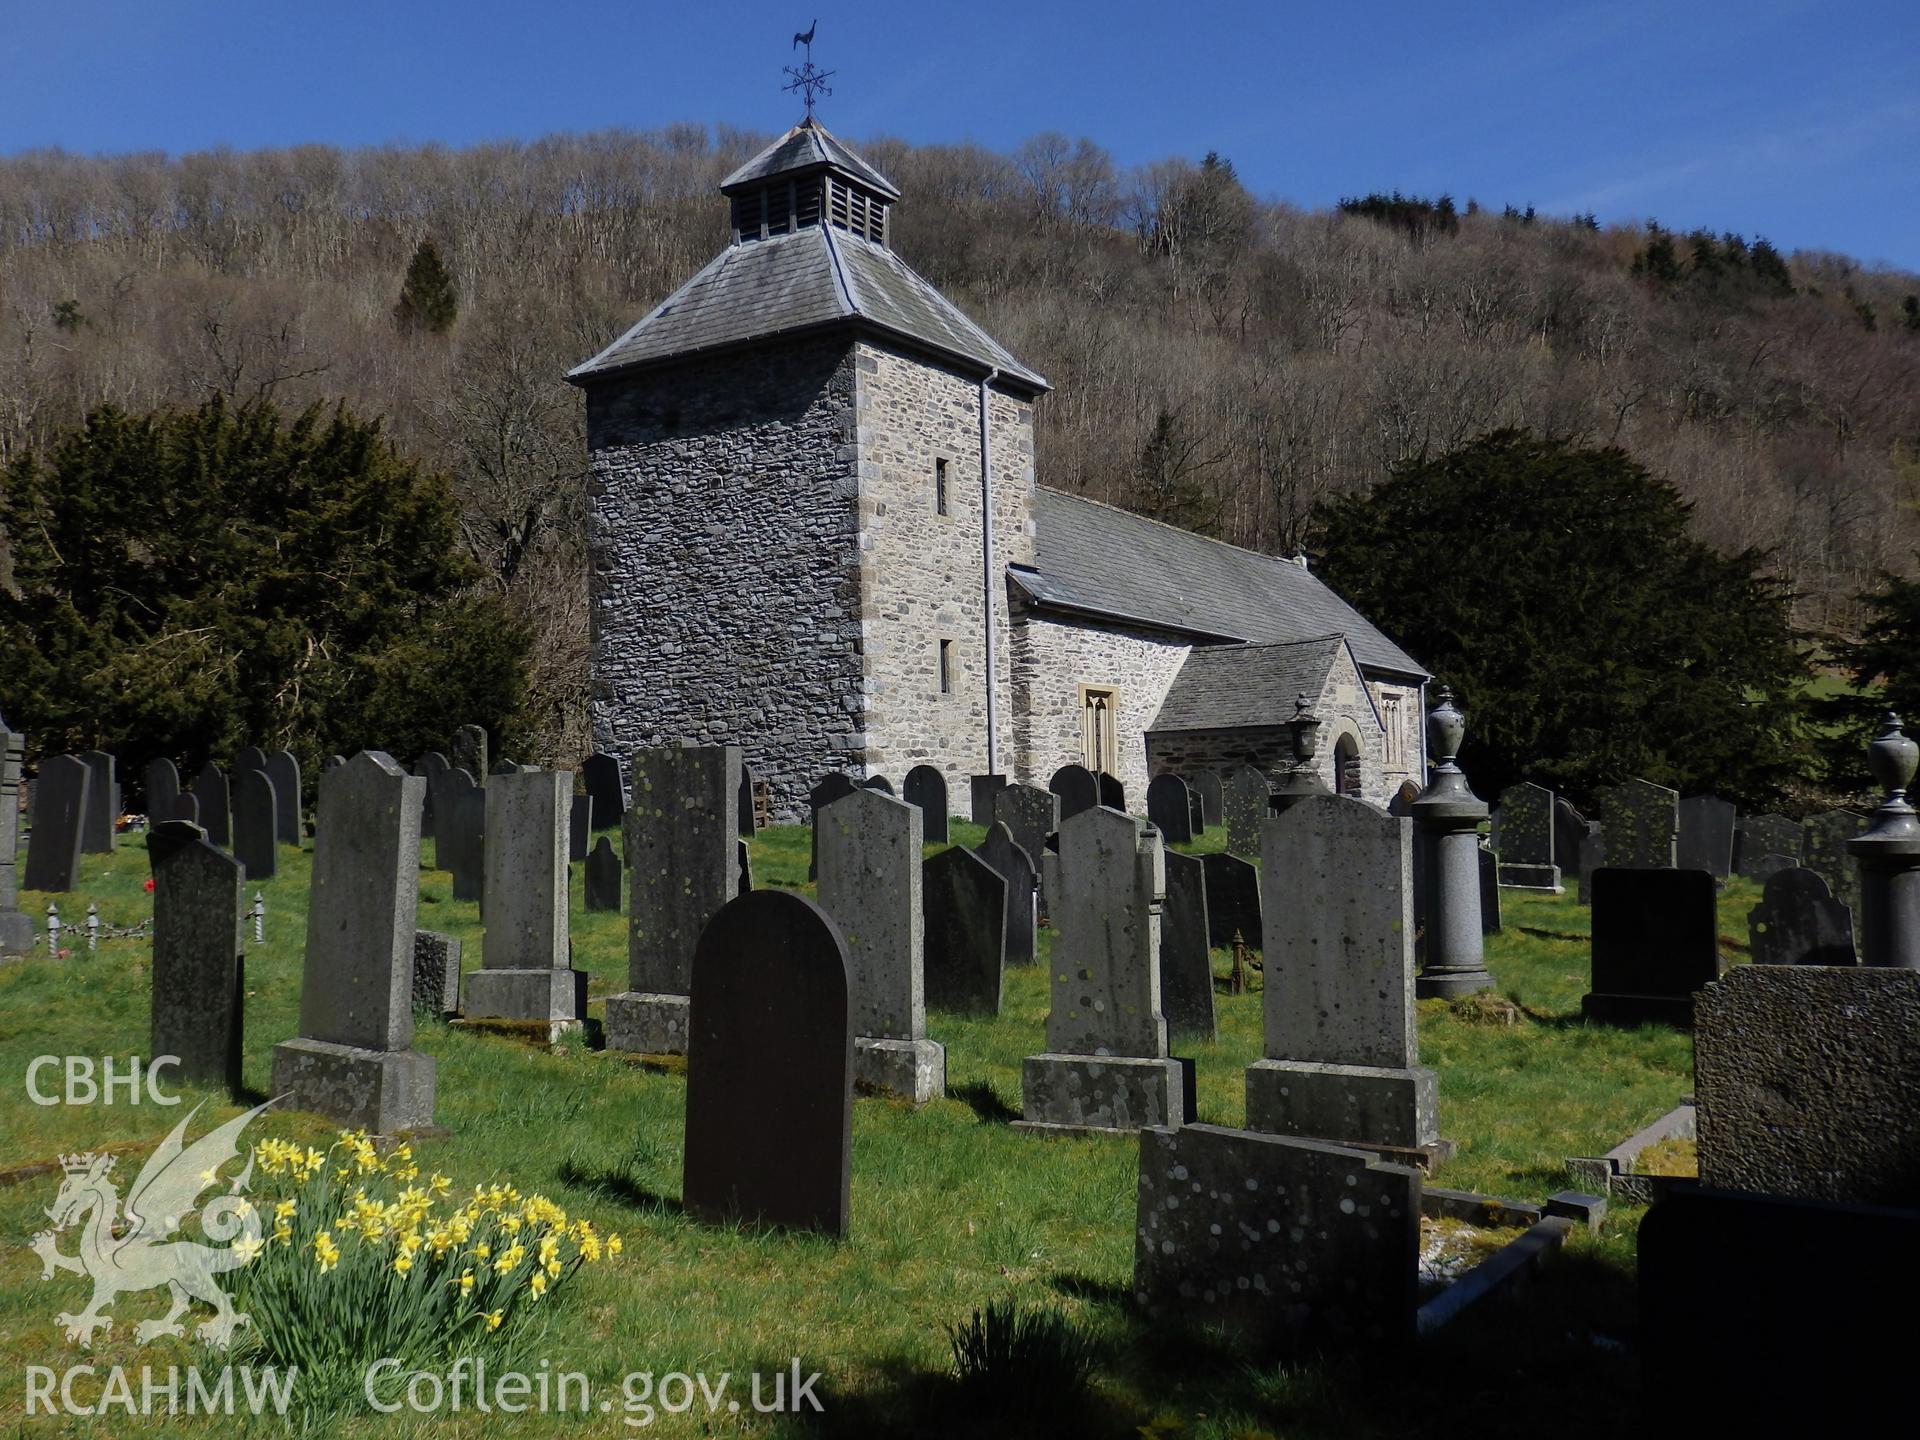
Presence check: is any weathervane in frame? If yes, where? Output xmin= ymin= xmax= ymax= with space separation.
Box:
xmin=783 ymin=19 xmax=835 ymax=119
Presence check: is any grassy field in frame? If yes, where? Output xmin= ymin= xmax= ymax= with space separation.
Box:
xmin=0 ymin=819 xmax=1740 ymax=1437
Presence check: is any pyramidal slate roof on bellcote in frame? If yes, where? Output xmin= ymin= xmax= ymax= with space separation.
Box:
xmin=718 ymin=122 xmax=900 ymax=199
xmin=1017 ymin=489 xmax=1428 ymax=679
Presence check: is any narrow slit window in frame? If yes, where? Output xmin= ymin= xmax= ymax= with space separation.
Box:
xmin=939 ymin=639 xmax=954 ymax=696
xmin=935 ymin=457 xmax=949 ymax=515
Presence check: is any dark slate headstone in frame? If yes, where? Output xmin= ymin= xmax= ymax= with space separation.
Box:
xmin=1146 ymin=773 xmax=1194 ymax=844
xmin=1135 ymin=1125 xmax=1421 ymax=1352
xmin=683 ymin=889 xmax=853 ymax=1237
xmin=1582 ymin=867 xmax=1720 ymax=1024
xmin=191 ymin=762 xmax=230 ymax=848
xmin=411 ymin=930 xmax=462 ymax=1019
xmin=1098 ymin=771 xmax=1125 ymax=809
xmin=234 ymin=746 xmax=267 ymax=775
xmin=1192 ymin=769 xmax=1225 ymax=829
xmin=968 ymin=773 xmax=1007 ymax=826
xmin=1640 ymin=1186 xmax=1920 ymax=1433
xmin=490 ymin=759 xmax=535 ymax=776
xmin=974 ymin=821 xmax=1038 ymax=966
xmin=737 ymin=761 xmax=758 ymax=839
xmin=23 ymin=754 xmax=89 ymax=893
xmin=1734 ymin=813 xmax=1804 ymax=877
xmin=1747 ymin=867 xmax=1855 ymax=966
xmin=450 ymin=725 xmax=487 ymax=783
xmin=1801 ymin=809 xmax=1867 ymax=923
xmin=582 ymin=752 xmax=625 ymax=830
xmin=902 ymin=765 xmax=950 ymax=845
xmin=1188 ymin=790 xmax=1205 ymax=836
xmin=1749 ymin=852 xmax=1797 ymax=882
xmin=569 ymin=793 xmax=593 ymax=862
xmin=1677 ymin=795 xmax=1735 ymax=880
xmin=445 ymin=777 xmax=486 ymax=903
xmin=78 ymin=750 xmax=118 ymax=853
xmin=1478 ymin=843 xmax=1501 ymax=935
xmin=1598 ymin=777 xmax=1679 ymax=869
xmin=265 ymin=750 xmax=302 ymax=847
xmin=1048 ymin=764 xmax=1099 ymax=822
xmin=1161 ymin=850 xmax=1214 ymax=1041
xmin=1576 ymin=826 xmax=1606 ymax=905
xmin=807 ymin=772 xmax=857 ymax=881
xmin=147 ymin=820 xmax=245 ymax=1093
xmin=584 ymin=835 xmax=621 ymax=912
xmin=1387 ymin=780 xmax=1421 ymax=818
xmin=1552 ymin=796 xmax=1591 ymax=880
xmin=922 ymin=845 xmax=1005 ymax=1015
xmin=993 ymin=783 xmax=1059 ymax=881
xmin=0 ymin=720 xmax=29 ymax=956
xmin=860 ymin=774 xmax=894 ymax=795
xmin=1695 ymin=965 xmax=1919 ymax=1203
xmin=322 ymin=754 xmax=346 ymax=772
xmin=231 ymin=767 xmax=279 ymax=881
xmin=144 ymin=757 xmax=181 ymax=827
xmin=1493 ymin=782 xmax=1553 ymax=866
xmin=738 ymin=837 xmax=753 ymax=893
xmin=414 ymin=752 xmax=449 ymax=839
xmin=1201 ymin=852 xmax=1262 ymax=951
xmin=171 ymin=793 xmax=200 ymax=825
xmin=1223 ymin=763 xmax=1269 ymax=856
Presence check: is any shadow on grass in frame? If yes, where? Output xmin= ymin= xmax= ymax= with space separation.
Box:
xmin=554 ymin=1156 xmax=683 ymax=1217
xmin=951 ymin=1080 xmax=1020 ymax=1125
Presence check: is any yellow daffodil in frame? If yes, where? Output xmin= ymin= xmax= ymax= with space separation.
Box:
xmin=313 ymin=1232 xmax=339 ymax=1273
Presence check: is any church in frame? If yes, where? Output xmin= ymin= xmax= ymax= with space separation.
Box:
xmin=567 ymin=120 xmax=1429 ymax=819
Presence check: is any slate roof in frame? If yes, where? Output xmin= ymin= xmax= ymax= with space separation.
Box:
xmin=566 ymin=224 xmax=1047 ymax=391
xmin=1018 ymin=489 xmax=1427 ymax=679
xmin=720 ymin=120 xmax=901 ymax=199
xmin=1150 ymin=636 xmax=1348 ymax=732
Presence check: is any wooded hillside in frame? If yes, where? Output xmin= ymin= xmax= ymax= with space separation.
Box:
xmin=3 ymin=125 xmax=1916 ymax=759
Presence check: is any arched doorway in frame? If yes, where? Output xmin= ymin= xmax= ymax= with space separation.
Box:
xmin=1334 ymin=734 xmax=1363 ymax=798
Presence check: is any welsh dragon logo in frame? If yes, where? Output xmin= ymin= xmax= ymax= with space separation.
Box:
xmin=31 ymin=1100 xmax=274 ymax=1348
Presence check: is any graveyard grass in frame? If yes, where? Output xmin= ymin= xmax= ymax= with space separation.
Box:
xmin=0 ymin=825 xmax=1731 ymax=1437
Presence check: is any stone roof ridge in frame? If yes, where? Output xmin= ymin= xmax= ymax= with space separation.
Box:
xmin=1034 ymin=486 xmax=1314 ymax=572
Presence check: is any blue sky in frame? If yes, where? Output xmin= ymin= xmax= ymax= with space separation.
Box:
xmin=3 ymin=1 xmax=1916 ymax=269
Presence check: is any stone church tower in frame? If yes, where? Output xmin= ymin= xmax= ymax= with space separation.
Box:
xmin=568 ymin=121 xmax=1049 ymax=818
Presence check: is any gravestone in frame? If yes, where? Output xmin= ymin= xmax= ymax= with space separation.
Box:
xmin=807 ymin=772 xmax=857 ymax=881
xmin=1098 ymin=772 xmax=1125 ymax=809
xmin=1749 ymin=853 xmax=1797 ymax=882
xmin=737 ymin=837 xmax=753 ymax=893
xmin=607 ymin=746 xmax=742 ymax=1055
xmin=1677 ymin=795 xmax=1736 ymax=880
xmin=1802 ymin=809 xmax=1867 ymax=923
xmin=171 ymin=793 xmax=200 ymax=825
xmin=1134 ymin=1125 xmax=1420 ymax=1351
xmin=584 ymin=835 xmax=621 ymax=912
xmin=322 ymin=755 xmax=346 ymax=772
xmin=234 ymin=746 xmax=267 ymax=776
xmin=1582 ymin=867 xmax=1720 ymax=1024
xmin=1599 ymin=778 xmax=1679 ymax=869
xmin=230 ymin=766 xmax=279 ymax=881
xmin=974 ymin=821 xmax=1038 ymax=966
xmin=490 ymin=759 xmax=535 ymax=776
xmin=737 ymin=761 xmax=757 ymax=839
xmin=860 ymin=774 xmax=894 ymax=796
xmin=1020 ymin=806 xmax=1182 ymax=1133
xmin=1735 ymin=814 xmax=1804 ymax=877
xmin=1192 ymin=769 xmax=1225 ymax=830
xmin=993 ymin=783 xmax=1059 ymax=883
xmin=265 ymin=750 xmax=301 ymax=847
xmin=0 ymin=720 xmax=30 ymax=955
xmin=1493 ymin=782 xmax=1559 ymax=889
xmin=191 ymin=762 xmax=230 ymax=848
xmin=902 ymin=764 xmax=950 ymax=845
xmin=148 ymin=820 xmax=245 ymax=1093
xmin=412 ymin=931 xmax=462 ymax=1019
xmin=969 ymin=773 xmax=1007 ymax=825
xmin=1223 ymin=763 xmax=1269 ymax=856
xmin=818 ymin=786 xmax=943 ymax=1102
xmin=270 ymin=752 xmax=436 ymax=1132
xmin=461 ymin=769 xmax=585 ymax=1033
xmin=582 ymin=752 xmax=625 ymax=830
xmin=1146 ymin=773 xmax=1194 ymax=844
xmin=922 ymin=845 xmax=1005 ymax=1015
xmin=442 ymin=773 xmax=485 ymax=903
xmin=414 ymin=752 xmax=449 ymax=839
xmin=144 ymin=757 xmax=181 ymax=828
xmin=568 ymin=793 xmax=593 ymax=862
xmin=1246 ymin=793 xmax=1442 ymax=1158
xmin=450 ymin=724 xmax=488 ymax=783
xmin=1747 ymin=868 xmax=1855 ymax=967
xmin=1577 ymin=827 xmax=1607 ymax=905
xmin=1695 ymin=965 xmax=1920 ymax=1204
xmin=1388 ymin=780 xmax=1421 ymax=817
xmin=23 ymin=754 xmax=89 ymax=893
xmin=79 ymin=750 xmax=118 ymax=853
xmin=1048 ymin=764 xmax=1099 ymax=822
xmin=1201 ymin=852 xmax=1263 ymax=951
xmin=1553 ymin=796 xmax=1592 ymax=881
xmin=1160 ymin=850 xmax=1214 ymax=1042
xmin=683 ymin=890 xmax=853 ymax=1237
xmin=1188 ymin=790 xmax=1205 ymax=836
xmin=1479 ymin=844 xmax=1501 ymax=935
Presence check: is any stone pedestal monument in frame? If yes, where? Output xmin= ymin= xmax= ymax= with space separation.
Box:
xmin=1412 ymin=687 xmax=1493 ymax=999
xmin=1846 ymin=712 xmax=1920 ymax=970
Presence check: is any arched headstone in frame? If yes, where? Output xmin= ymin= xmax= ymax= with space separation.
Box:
xmin=266 ymin=750 xmax=302 ymax=847
xmin=902 ymin=765 xmax=950 ymax=845
xmin=1048 ymin=764 xmax=1099 ymax=822
xmin=583 ymin=752 xmax=626 ymax=830
xmin=1147 ymin=773 xmax=1194 ymax=844
xmin=923 ymin=846 xmax=1005 ymax=1015
xmin=231 ymin=767 xmax=278 ymax=880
